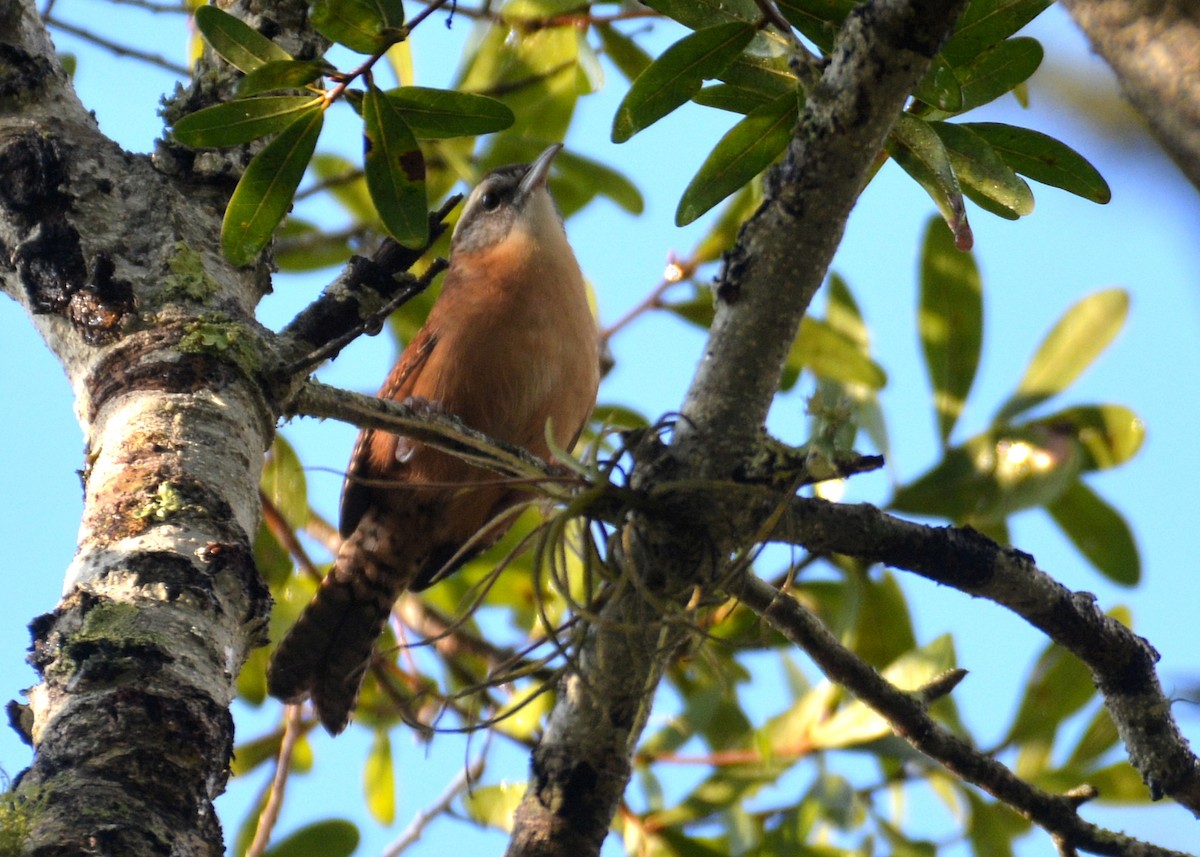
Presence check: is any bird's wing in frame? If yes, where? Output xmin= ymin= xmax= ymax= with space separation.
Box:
xmin=339 ymin=328 xmax=439 ymax=538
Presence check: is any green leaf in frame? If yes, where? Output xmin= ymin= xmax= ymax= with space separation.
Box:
xmin=222 ymin=106 xmax=324 ymax=266
xmin=640 ymin=0 xmax=758 ymax=30
xmin=457 ymin=23 xmax=580 ymax=140
xmin=311 ymin=154 xmax=374 ymax=222
xmin=235 ymin=59 xmax=333 ymax=97
xmin=172 ymin=96 xmax=320 ymax=148
xmin=888 ymin=114 xmax=972 ymax=250
xmin=613 ymin=22 xmax=757 ymax=143
xmin=957 ymin=37 xmax=1043 ymax=112
xmin=913 ymin=56 xmax=965 ymax=113
xmin=554 ymin=149 xmax=645 ymax=214
xmin=275 ymin=218 xmax=354 ymax=271
xmin=718 ymin=51 xmax=797 ymax=96
xmin=194 ymin=5 xmax=292 ymax=73
xmin=383 ymin=86 xmax=514 ymax=139
xmin=364 ymin=731 xmax=395 ymax=824
xmin=809 ymin=636 xmax=956 ymax=750
xmin=692 ymin=82 xmax=774 ymax=114
xmin=1046 ymin=480 xmax=1140 ymax=585
xmin=786 ymin=316 xmax=887 ymax=391
xmin=1007 ymin=635 xmax=1096 ymax=750
xmin=919 ymin=216 xmax=983 ymax=444
xmin=264 ymin=820 xmax=359 ymax=857
xmin=261 ymin=435 xmax=307 ymax=529
xmin=692 ymin=184 xmax=761 ymax=264
xmin=596 ymin=22 xmax=652 ymax=83
xmin=931 ymin=121 xmax=1034 ymax=219
xmin=1024 ymin=404 xmax=1144 ymax=471
xmin=363 ymin=83 xmax=428 ymax=248
xmin=774 ymin=0 xmax=855 ymax=52
xmin=941 ymin=0 xmax=1053 ymax=67
xmin=310 ymin=0 xmax=406 ymax=54
xmin=677 ymin=89 xmax=796 ymax=225
xmin=1064 ymin=706 xmax=1120 ymax=770
xmin=963 ymin=122 xmax=1111 ymax=203
xmin=995 ymin=289 xmax=1129 ymax=421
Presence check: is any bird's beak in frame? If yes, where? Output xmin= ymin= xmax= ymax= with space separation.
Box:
xmin=516 ymin=144 xmax=562 ymax=205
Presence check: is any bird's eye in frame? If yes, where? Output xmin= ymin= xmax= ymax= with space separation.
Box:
xmin=480 ymin=191 xmax=501 ymax=211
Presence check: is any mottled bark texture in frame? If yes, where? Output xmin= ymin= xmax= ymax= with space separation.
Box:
xmin=504 ymin=0 xmax=969 ymax=854
xmin=0 ymin=0 xmax=317 ymax=853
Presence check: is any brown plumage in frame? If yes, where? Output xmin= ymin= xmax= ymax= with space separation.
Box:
xmin=267 ymin=145 xmax=600 ymax=733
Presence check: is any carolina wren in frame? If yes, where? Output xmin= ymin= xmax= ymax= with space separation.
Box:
xmin=268 ymin=145 xmax=600 ymax=733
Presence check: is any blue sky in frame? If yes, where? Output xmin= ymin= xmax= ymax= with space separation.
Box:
xmin=2 ymin=2 xmax=1199 ymax=853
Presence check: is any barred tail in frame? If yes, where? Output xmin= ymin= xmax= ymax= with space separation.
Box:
xmin=267 ymin=527 xmax=408 ymax=735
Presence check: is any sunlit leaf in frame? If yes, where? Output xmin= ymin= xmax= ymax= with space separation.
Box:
xmin=931 ymin=121 xmax=1034 ymax=219
xmin=363 ymin=83 xmax=428 ymax=248
xmin=964 ymin=122 xmax=1111 ymax=203
xmin=677 ymin=89 xmax=797 ymax=225
xmin=462 ymin=783 xmax=525 ymax=832
xmin=310 ymin=0 xmax=406 ymax=54
xmin=172 ymin=96 xmax=321 ymax=148
xmin=809 ymin=636 xmax=956 ymax=750
xmin=892 ymin=423 xmax=1082 ymax=524
xmin=382 ymin=86 xmax=514 ymax=139
xmin=920 ymin=217 xmax=983 ymax=444
xmin=613 ymin=22 xmax=757 ymax=143
xmin=194 ymin=5 xmax=292 ymax=73
xmin=263 ymin=819 xmax=359 ymax=857
xmin=235 ymin=59 xmax=333 ymax=97
xmin=785 ymin=316 xmax=887 ymax=391
xmin=888 ymin=114 xmax=972 ymax=249
xmin=222 ymin=105 xmax=324 ymax=266
xmin=995 ymin=289 xmax=1129 ymax=421
xmin=364 ymin=731 xmax=395 ymax=824
xmin=1027 ymin=404 xmax=1144 ymax=471
xmin=1047 ymin=479 xmax=1140 ymax=584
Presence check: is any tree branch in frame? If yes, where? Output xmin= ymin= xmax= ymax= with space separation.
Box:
xmin=737 ymin=575 xmax=1194 ymax=857
xmin=760 ymin=494 xmax=1200 ymax=813
xmin=276 ymin=195 xmax=461 ymax=366
xmin=505 ymin=0 xmax=969 ymax=853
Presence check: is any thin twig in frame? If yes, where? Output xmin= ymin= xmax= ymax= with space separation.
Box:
xmin=245 ymin=705 xmax=305 ymax=857
xmin=44 ymin=15 xmax=190 ymax=75
xmin=381 ymin=752 xmax=488 ymax=856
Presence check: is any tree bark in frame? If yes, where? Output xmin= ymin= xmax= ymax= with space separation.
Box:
xmin=0 ymin=0 xmax=310 ymax=852
xmin=1062 ymin=0 xmax=1200 ymax=191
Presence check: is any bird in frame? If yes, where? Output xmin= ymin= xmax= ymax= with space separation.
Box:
xmin=267 ymin=144 xmax=600 ymax=734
